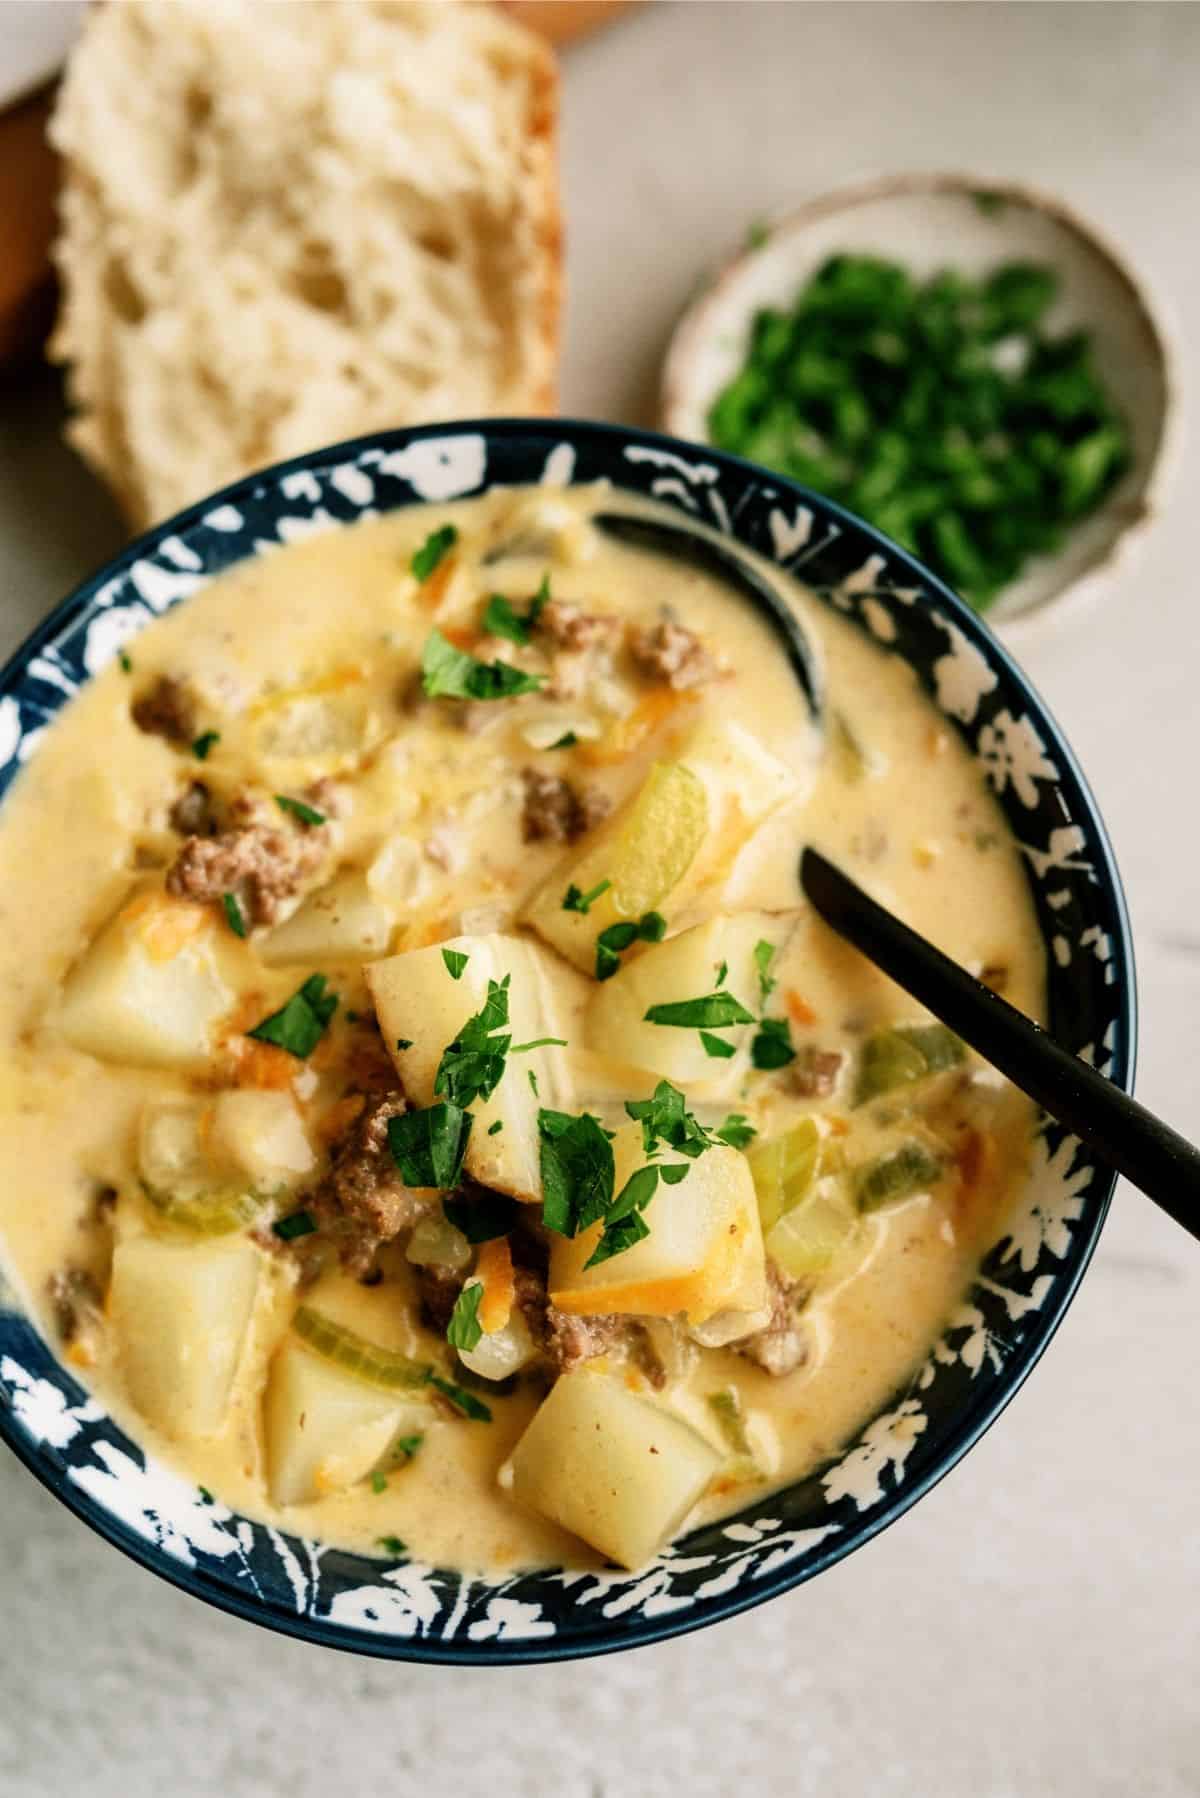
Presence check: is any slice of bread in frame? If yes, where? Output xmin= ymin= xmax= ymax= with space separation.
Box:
xmin=49 ymin=0 xmax=561 ymax=530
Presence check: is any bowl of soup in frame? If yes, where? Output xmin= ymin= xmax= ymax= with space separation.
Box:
xmin=0 ymin=420 xmax=1132 ymax=1662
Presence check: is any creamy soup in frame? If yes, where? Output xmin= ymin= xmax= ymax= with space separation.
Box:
xmin=0 ymin=485 xmax=1043 ymax=1573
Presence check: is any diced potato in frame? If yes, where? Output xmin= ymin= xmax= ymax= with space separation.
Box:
xmin=252 ymin=687 xmax=376 ymax=775
xmin=587 ymin=914 xmax=785 ymax=1097
xmin=138 ymin=1100 xmax=210 ymax=1200
xmin=549 ymin=1122 xmax=767 ymax=1324
xmin=509 ymin=1370 xmax=720 ymax=1568
xmin=365 ymin=933 xmax=574 ymax=1202
xmin=109 ymin=1232 xmax=260 ymax=1439
xmin=522 ymin=761 xmax=706 ymax=973
xmin=258 ymin=870 xmax=393 ymax=967
xmin=58 ymin=891 xmax=233 ymax=1071
xmin=265 ymin=1336 xmax=420 ymax=1506
xmin=209 ymin=1090 xmax=315 ymax=1191
xmin=523 ymin=719 xmax=801 ymax=972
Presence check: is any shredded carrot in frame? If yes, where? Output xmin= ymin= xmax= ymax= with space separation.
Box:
xmin=415 ymin=554 xmax=458 ymax=611
xmin=437 ymin=621 xmax=476 ymax=652
xmin=234 ymin=1040 xmax=296 ymax=1091
xmin=127 ymin=893 xmax=211 ymax=962
xmin=476 ymin=1235 xmax=516 ymax=1334
xmin=580 ymin=687 xmax=699 ymax=766
xmin=786 ymin=989 xmax=818 ymax=1027
xmin=65 ymin=1339 xmax=97 ymax=1370
xmin=955 ymin=1127 xmax=998 ymax=1209
xmin=826 ymin=1114 xmax=850 ymax=1137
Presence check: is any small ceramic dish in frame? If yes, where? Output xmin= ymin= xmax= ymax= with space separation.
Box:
xmin=661 ymin=172 xmax=1178 ymax=635
xmin=0 ymin=419 xmax=1134 ymax=1663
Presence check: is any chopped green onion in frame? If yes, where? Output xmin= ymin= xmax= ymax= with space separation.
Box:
xmin=191 ymin=730 xmax=220 ymax=761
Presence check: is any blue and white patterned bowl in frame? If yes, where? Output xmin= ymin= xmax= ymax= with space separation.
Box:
xmin=0 ymin=420 xmax=1134 ymax=1664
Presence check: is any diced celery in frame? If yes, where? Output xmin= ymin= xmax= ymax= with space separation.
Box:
xmin=766 ymin=1181 xmax=856 ymax=1279
xmin=853 ymin=1023 xmax=965 ymax=1106
xmin=746 ymin=1117 xmax=821 ymax=1233
xmin=853 ymin=1142 xmax=944 ymax=1213
xmin=291 ymin=1306 xmax=432 ymax=1393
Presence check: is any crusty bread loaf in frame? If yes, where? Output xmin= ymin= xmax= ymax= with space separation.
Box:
xmin=49 ymin=0 xmax=561 ymax=530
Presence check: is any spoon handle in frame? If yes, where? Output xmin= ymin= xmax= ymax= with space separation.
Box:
xmin=800 ymin=846 xmax=1200 ymax=1238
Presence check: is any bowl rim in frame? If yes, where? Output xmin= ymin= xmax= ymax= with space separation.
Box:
xmin=0 ymin=416 xmax=1136 ymax=1663
xmin=659 ymin=168 xmax=1180 ymax=638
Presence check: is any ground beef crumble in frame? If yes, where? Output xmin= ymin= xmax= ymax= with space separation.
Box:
xmin=732 ymin=1263 xmax=810 ymax=1377
xmin=788 ymin=1046 xmax=845 ymax=1099
xmin=310 ymin=1091 xmax=430 ymax=1276
xmin=165 ymin=790 xmax=329 ymax=926
xmin=520 ymin=767 xmax=612 ymax=844
xmin=131 ymin=674 xmax=198 ymax=744
xmin=168 ymin=780 xmax=217 ymax=837
xmin=538 ymin=599 xmax=622 ymax=652
xmin=512 ymin=1262 xmax=627 ymax=1375
xmin=628 ymin=613 xmax=719 ymax=690
xmin=47 ymin=1268 xmax=102 ymax=1345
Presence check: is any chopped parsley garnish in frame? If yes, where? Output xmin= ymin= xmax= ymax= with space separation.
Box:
xmin=482 ymin=574 xmax=550 ymax=645
xmin=274 ymin=793 xmax=325 ymax=827
xmin=487 ymin=1119 xmax=503 ymax=1136
xmin=420 ymin=628 xmax=544 ymax=702
xmin=625 ymin=1079 xmax=716 ymax=1162
xmin=447 ymin=1281 xmax=484 ymax=1352
xmin=410 ymin=523 xmax=457 ymax=582
xmin=750 ymin=1016 xmax=795 ymax=1070
xmin=387 ymin=1101 xmax=472 ymax=1188
xmin=528 ymin=1069 xmax=539 ymax=1097
xmin=392 ymin=1433 xmax=424 ymax=1462
xmin=222 ymin=892 xmax=248 ymax=939
xmin=247 ymin=974 xmax=337 ymax=1057
xmin=435 ymin=976 xmax=510 ymax=1107
xmin=272 ymin=1209 xmax=317 ymax=1241
xmin=715 ymin=1113 xmax=757 ymax=1149
xmin=538 ymin=1108 xmax=616 ymax=1238
xmin=198 ymin=1485 xmax=213 ymax=1504
xmin=701 ymin=1030 xmax=737 ymax=1059
xmin=441 ymin=947 xmax=469 ymax=981
xmin=443 ymin=1191 xmax=518 ymax=1243
xmin=370 ymin=1470 xmax=388 ymax=1494
xmin=563 ymin=878 xmax=611 ymax=915
xmin=643 ymin=991 xmax=755 ymax=1029
xmin=118 ymin=650 xmax=133 ymax=674
xmin=753 ymin=939 xmax=777 ymax=1005
xmin=192 ymin=730 xmax=220 ymax=760
xmin=595 ymin=912 xmax=666 ymax=981
xmin=584 ymin=1164 xmax=657 ymax=1268
xmin=428 ymin=1373 xmax=492 ymax=1421
xmin=537 ymin=1081 xmax=723 ymax=1268
xmin=377 ymin=1535 xmax=406 ymax=1555
xmin=551 ymin=733 xmax=578 ymax=750
xmin=715 ymin=960 xmax=728 ymax=987
xmin=395 ymin=1037 xmax=413 ymax=1051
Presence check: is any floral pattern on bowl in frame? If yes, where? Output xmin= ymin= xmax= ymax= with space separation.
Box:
xmin=0 ymin=420 xmax=1134 ymax=1664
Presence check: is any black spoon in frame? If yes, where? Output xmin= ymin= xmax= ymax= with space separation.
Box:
xmin=593 ymin=511 xmax=824 ymax=724
xmin=800 ymin=846 xmax=1200 ymax=1238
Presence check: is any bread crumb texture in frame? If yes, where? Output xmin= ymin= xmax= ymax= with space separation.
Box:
xmin=49 ymin=0 xmax=562 ymax=529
